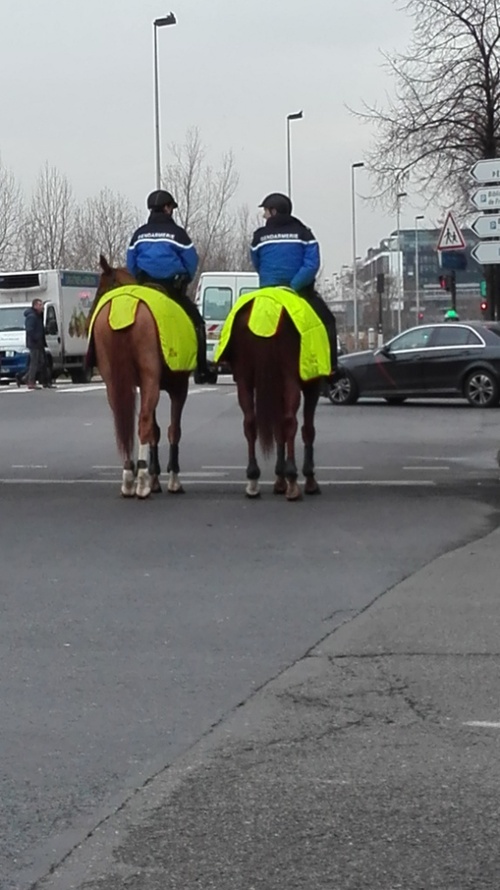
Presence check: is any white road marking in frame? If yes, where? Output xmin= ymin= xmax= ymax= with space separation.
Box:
xmin=179 ymin=471 xmax=227 ymax=478
xmin=202 ymin=465 xmax=365 ymax=471
xmin=403 ymin=466 xmax=450 ymax=471
xmin=464 ymin=721 xmax=500 ymax=729
xmin=0 ymin=478 xmax=436 ymax=487
xmin=203 ymin=465 xmax=246 ymax=470
xmin=408 ymin=456 xmax=467 ymax=462
xmin=57 ymin=384 xmax=106 ymax=393
xmin=92 ymin=465 xmax=122 ymax=470
xmin=12 ymin=464 xmax=48 ymax=469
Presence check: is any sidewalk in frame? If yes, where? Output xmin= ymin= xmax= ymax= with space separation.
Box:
xmin=36 ymin=527 xmax=500 ymax=890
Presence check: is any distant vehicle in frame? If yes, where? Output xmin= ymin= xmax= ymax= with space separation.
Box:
xmin=0 ymin=270 xmax=98 ymax=384
xmin=327 ymin=322 xmax=500 ymax=408
xmin=195 ymin=272 xmax=259 ymax=380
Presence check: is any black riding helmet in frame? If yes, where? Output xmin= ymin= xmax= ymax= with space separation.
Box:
xmin=147 ymin=189 xmax=178 ymax=210
xmin=259 ymin=193 xmax=293 ymax=215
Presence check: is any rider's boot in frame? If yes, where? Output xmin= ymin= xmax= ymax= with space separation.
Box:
xmin=193 ymin=324 xmax=218 ymax=385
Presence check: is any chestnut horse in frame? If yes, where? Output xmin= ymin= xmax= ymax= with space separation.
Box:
xmin=228 ymin=303 xmax=321 ymax=500
xmin=90 ymin=256 xmax=190 ymax=498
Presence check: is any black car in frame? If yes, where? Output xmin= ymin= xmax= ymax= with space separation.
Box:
xmin=328 ymin=322 xmax=500 ymax=408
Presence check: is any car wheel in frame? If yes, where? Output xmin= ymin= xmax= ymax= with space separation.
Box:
xmin=385 ymin=396 xmax=406 ymax=405
xmin=464 ymin=369 xmax=500 ymax=408
xmin=328 ymin=371 xmax=359 ymax=405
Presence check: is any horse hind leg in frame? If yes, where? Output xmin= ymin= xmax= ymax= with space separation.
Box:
xmin=283 ymin=383 xmax=301 ymax=501
xmin=136 ymin=389 xmax=161 ymax=500
xmin=149 ymin=412 xmax=162 ymax=494
xmin=302 ymin=382 xmax=321 ymax=496
xmin=121 ymin=459 xmax=136 ymax=498
xmin=166 ymin=442 xmax=184 ymax=494
xmin=135 ymin=443 xmax=152 ymax=499
xmin=237 ymin=379 xmax=261 ymax=498
xmin=274 ymin=443 xmax=287 ymax=495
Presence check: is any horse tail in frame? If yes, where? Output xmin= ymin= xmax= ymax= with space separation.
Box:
xmin=107 ymin=330 xmax=137 ymax=458
xmin=254 ymin=334 xmax=281 ymax=456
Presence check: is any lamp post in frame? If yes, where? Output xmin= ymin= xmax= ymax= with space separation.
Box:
xmin=396 ymin=191 xmax=407 ymax=333
xmin=415 ymin=214 xmax=424 ymax=324
xmin=286 ymin=111 xmax=303 ymax=199
xmin=153 ymin=12 xmax=177 ymax=189
xmin=351 ymin=162 xmax=364 ymax=345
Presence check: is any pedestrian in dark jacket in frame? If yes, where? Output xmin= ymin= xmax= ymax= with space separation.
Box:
xmin=23 ymin=299 xmax=52 ymax=389
xmin=251 ymin=193 xmax=338 ymax=375
xmin=127 ymin=189 xmax=216 ymax=384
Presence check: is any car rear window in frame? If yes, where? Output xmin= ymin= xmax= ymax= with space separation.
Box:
xmin=432 ymin=326 xmax=482 ymax=347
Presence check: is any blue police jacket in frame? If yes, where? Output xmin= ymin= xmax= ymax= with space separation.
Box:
xmin=127 ymin=211 xmax=198 ymax=281
xmin=250 ymin=214 xmax=320 ymax=292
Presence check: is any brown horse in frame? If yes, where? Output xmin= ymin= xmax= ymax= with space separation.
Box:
xmin=228 ymin=303 xmax=321 ymax=500
xmin=90 ymin=256 xmax=190 ymax=498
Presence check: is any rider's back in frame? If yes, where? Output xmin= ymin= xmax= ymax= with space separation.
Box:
xmin=127 ymin=211 xmax=198 ymax=282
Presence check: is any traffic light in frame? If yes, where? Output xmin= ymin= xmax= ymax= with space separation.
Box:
xmin=480 ymin=300 xmax=488 ymax=314
xmin=480 ymin=280 xmax=487 ymax=298
xmin=438 ymin=274 xmax=450 ymax=291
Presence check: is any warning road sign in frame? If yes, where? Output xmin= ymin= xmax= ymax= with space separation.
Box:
xmin=437 ymin=211 xmax=466 ymax=251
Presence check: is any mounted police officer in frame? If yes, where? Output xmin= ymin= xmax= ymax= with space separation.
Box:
xmin=250 ymin=193 xmax=338 ymax=375
xmin=127 ymin=189 xmax=216 ymax=384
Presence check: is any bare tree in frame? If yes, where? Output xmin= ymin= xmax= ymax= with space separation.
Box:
xmin=70 ymin=188 xmax=140 ymax=270
xmin=163 ymin=128 xmax=240 ymax=279
xmin=23 ymin=163 xmax=74 ymax=268
xmin=362 ymin=0 xmax=500 ymax=206
xmin=0 ymin=157 xmax=23 ymax=269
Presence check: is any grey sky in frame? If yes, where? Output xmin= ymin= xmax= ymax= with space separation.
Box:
xmin=1 ymin=0 xmax=434 ymax=273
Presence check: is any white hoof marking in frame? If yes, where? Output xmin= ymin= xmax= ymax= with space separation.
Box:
xmin=121 ymin=469 xmax=136 ymax=498
xmin=135 ymin=469 xmax=152 ymax=499
xmin=246 ymin=479 xmax=260 ymax=498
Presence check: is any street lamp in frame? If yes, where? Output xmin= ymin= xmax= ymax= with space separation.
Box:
xmin=286 ymin=111 xmax=303 ymax=199
xmin=153 ymin=12 xmax=177 ymax=189
xmin=396 ymin=191 xmax=407 ymax=333
xmin=351 ymin=162 xmax=364 ymax=345
xmin=415 ymin=214 xmax=424 ymax=324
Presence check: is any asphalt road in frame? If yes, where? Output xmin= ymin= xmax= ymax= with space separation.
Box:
xmin=1 ymin=380 xmax=500 ymax=889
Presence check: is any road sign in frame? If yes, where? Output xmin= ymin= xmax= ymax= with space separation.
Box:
xmin=470 ymin=159 xmax=500 ymax=183
xmin=471 ymin=241 xmax=500 ymax=265
xmin=471 ymin=214 xmax=500 ymax=238
xmin=440 ymin=250 xmax=467 ymax=271
xmin=437 ymin=211 xmax=466 ymax=251
xmin=471 ymin=187 xmax=500 ymax=210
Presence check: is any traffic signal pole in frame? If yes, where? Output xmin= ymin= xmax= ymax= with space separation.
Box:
xmin=450 ymin=270 xmax=457 ymax=312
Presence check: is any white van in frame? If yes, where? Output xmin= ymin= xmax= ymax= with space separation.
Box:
xmin=195 ymin=271 xmax=259 ymax=375
xmin=0 ymin=269 xmax=98 ymax=384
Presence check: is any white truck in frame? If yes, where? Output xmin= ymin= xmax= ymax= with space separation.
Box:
xmin=195 ymin=271 xmax=259 ymax=380
xmin=0 ymin=269 xmax=99 ymax=384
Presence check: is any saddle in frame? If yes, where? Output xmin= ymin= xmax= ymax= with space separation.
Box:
xmin=88 ymin=285 xmax=197 ymax=372
xmin=215 ymin=286 xmax=331 ymax=381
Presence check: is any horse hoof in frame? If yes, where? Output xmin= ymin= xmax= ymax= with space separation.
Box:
xmin=273 ymin=479 xmax=287 ymax=495
xmin=168 ymin=484 xmax=185 ymax=494
xmin=245 ymin=489 xmax=261 ymax=499
xmin=245 ymin=480 xmax=260 ymax=498
xmin=304 ymin=479 xmax=321 ymax=495
xmin=151 ymin=479 xmax=163 ymax=494
xmin=136 ymin=487 xmax=152 ymax=500
xmin=286 ymin=483 xmax=302 ymax=501
xmin=121 ymin=487 xmax=136 ymax=498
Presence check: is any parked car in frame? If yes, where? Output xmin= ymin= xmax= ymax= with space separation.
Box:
xmin=327 ymin=321 xmax=500 ymax=408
